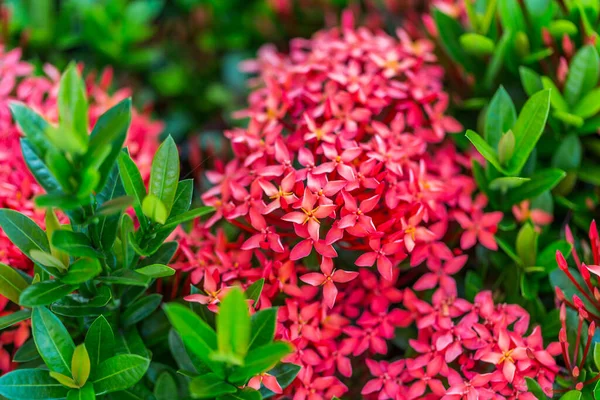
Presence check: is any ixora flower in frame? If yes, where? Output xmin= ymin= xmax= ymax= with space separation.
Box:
xmin=168 ymin=10 xmax=561 ymax=399
xmin=0 ymin=46 xmax=162 ymax=371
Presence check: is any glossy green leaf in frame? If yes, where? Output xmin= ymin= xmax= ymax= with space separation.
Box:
xmin=0 ymin=209 xmax=50 ymax=259
xmin=245 ymin=278 xmax=264 ymax=307
xmin=163 ymin=303 xmax=221 ymax=375
xmin=51 ymin=286 xmax=112 ymax=317
xmin=67 ymin=384 xmax=95 ymax=400
xmin=142 ymin=194 xmax=168 ymax=224
xmin=92 ymin=164 xmax=126 ymax=251
xmin=525 ymin=377 xmax=547 ymax=400
xmin=85 ymin=315 xmax=115 ymax=369
xmin=20 ymin=281 xmax=77 ymax=307
xmin=96 ymin=269 xmax=150 ymax=287
xmin=218 ymin=388 xmax=261 ymax=400
xmin=134 ymin=264 xmax=175 ymax=278
xmin=150 ymin=135 xmax=180 ymax=214
xmin=21 ymin=138 xmax=61 ymax=194
xmin=159 ymin=206 xmax=214 ymax=230
xmin=0 ymin=309 xmax=31 ymax=330
xmin=168 ymin=329 xmax=201 ymax=374
xmin=498 ymin=0 xmax=526 ymax=32
xmin=93 ymin=354 xmax=150 ymax=395
xmin=115 ymin=328 xmax=150 ymax=359
xmin=9 ymin=102 xmax=51 ymax=156
xmin=0 ymin=262 xmax=30 ymax=304
xmin=0 ymin=369 xmax=69 ymax=399
xmin=229 ymin=342 xmax=293 ymax=383
xmin=29 ymin=250 xmax=68 ymax=271
xmin=505 ymin=169 xmax=566 ymax=206
xmin=118 ymin=151 xmax=148 ymax=229
xmin=559 ymin=390 xmax=581 ymax=400
xmin=189 ymin=373 xmax=237 ymax=399
xmin=553 ymin=110 xmax=584 ymax=127
xmin=249 ymin=307 xmax=276 ymax=350
xmin=72 ymin=344 xmax=90 ymax=386
xmin=44 ymin=148 xmax=73 ymax=191
xmin=57 ymin=63 xmax=88 ymax=153
xmin=485 ymin=86 xmax=517 ymax=150
xmin=139 ymin=241 xmax=178 ymax=267
xmin=537 ymin=241 xmax=571 ymax=272
xmin=122 ymin=294 xmax=162 ymax=327
xmin=564 ymin=45 xmax=599 ymax=106
xmin=508 ymin=90 xmax=551 ymax=175
xmin=61 ymin=258 xmax=102 ymax=284
xmin=216 ymin=287 xmax=250 ymax=363
xmin=52 ymin=230 xmax=102 ymax=259
xmin=154 ymin=372 xmax=177 ymax=400
xmin=32 ymin=306 xmax=76 ymax=376
xmin=541 ymin=76 xmax=568 ymax=112
xmin=13 ymin=338 xmax=40 ymax=362
xmin=464 ymin=130 xmax=507 ymax=173
xmin=260 ymin=363 xmax=301 ymax=399
xmin=50 ymin=371 xmax=79 ymax=389
xmin=169 ymin=179 xmax=194 ymax=217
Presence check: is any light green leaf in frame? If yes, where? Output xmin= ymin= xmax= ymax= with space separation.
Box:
xmin=0 ymin=309 xmax=31 ymax=330
xmin=216 ymin=287 xmax=250 ymax=363
xmin=229 ymin=342 xmax=293 ymax=383
xmin=57 ymin=63 xmax=89 ymax=154
xmin=488 ymin=177 xmax=529 ymax=191
xmin=573 ymin=87 xmax=600 ymax=118
xmin=72 ymin=344 xmax=90 ymax=386
xmin=505 ymin=168 xmax=565 ymax=206
xmin=459 ymin=33 xmax=495 ymax=56
xmin=32 ymin=306 xmax=76 ymax=376
xmin=93 ymin=354 xmax=150 ymax=395
xmin=559 ymin=390 xmax=581 ymax=400
xmin=0 ymin=369 xmax=69 ymax=399
xmin=49 ymin=371 xmax=79 ymax=389
xmin=67 ymin=384 xmax=95 ymax=400
xmin=464 ymin=130 xmax=507 ymax=173
xmin=134 ymin=264 xmax=175 ymax=278
xmin=0 ymin=262 xmax=30 ymax=304
xmin=29 ymin=250 xmax=68 ymax=272
xmin=142 ymin=194 xmax=168 ymax=225
xmin=150 ymin=135 xmax=180 ymax=215
xmin=564 ymin=45 xmax=599 ymax=106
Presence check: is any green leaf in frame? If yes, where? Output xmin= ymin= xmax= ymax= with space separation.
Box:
xmin=459 ymin=33 xmax=494 ymax=56
xmin=516 ymin=223 xmax=538 ymax=266
xmin=245 ymin=278 xmax=264 ymax=307
xmin=215 ymin=287 xmax=250 ymax=363
xmin=508 ymin=89 xmax=551 ymax=175
xmin=498 ymin=0 xmax=526 ymax=32
xmin=564 ymin=45 xmax=600 ymax=106
xmin=163 ymin=303 xmax=221 ymax=376
xmin=154 ymin=372 xmax=177 ymax=400
xmin=85 ymin=315 xmax=115 ymax=369
xmin=159 ymin=206 xmax=214 ymax=230
xmin=553 ymin=110 xmax=584 ymax=127
xmin=57 ymin=63 xmax=88 ymax=154
xmin=134 ymin=264 xmax=175 ymax=278
xmin=525 ymin=377 xmax=547 ymax=399
xmin=169 ymin=179 xmax=194 ymax=217
xmin=72 ymin=344 xmax=90 ymax=386
xmin=9 ymin=102 xmax=51 ymax=156
xmin=595 ymin=342 xmax=600 ymax=371
xmin=0 ymin=309 xmax=31 ymax=329
xmin=552 ymin=134 xmax=582 ymax=171
xmin=0 ymin=209 xmax=50 ymax=259
xmin=485 ymin=86 xmax=517 ymax=150
xmin=594 ymin=381 xmax=600 ymax=400
xmin=464 ymin=271 xmax=482 ymax=302
xmin=115 ymin=328 xmax=150 ymax=359
xmin=21 ymin=138 xmax=61 ymax=194
xmin=52 ymin=230 xmax=102 ymax=259
xmin=51 ymin=286 xmax=112 ymax=317
xmin=122 ymin=294 xmax=162 ymax=327
xmin=29 ymin=250 xmax=68 ymax=271
xmin=189 ymin=373 xmax=237 ymax=399
xmin=139 ymin=242 xmax=178 ymax=267
xmin=489 ymin=177 xmax=529 ymax=191
xmin=573 ymin=87 xmax=600 ymax=118
xmin=520 ymin=274 xmax=539 ymax=300
xmin=20 ymin=281 xmax=77 ymax=307
xmin=559 ymin=390 xmax=581 ymax=400
xmin=96 ymin=196 xmax=133 ymax=217
xmin=44 ymin=148 xmax=74 ymax=191
xmin=67 ymin=384 xmax=95 ymax=400
xmin=96 ymin=269 xmax=150 ymax=287
xmin=537 ymin=241 xmax=572 ymax=272
xmin=519 ymin=66 xmax=543 ymax=96
xmin=464 ymin=130 xmax=507 ymax=173
xmin=0 ymin=369 xmax=69 ymax=399
xmin=505 ymin=169 xmax=566 ymax=206
xmin=142 ymin=194 xmax=168 ymax=224
xmin=541 ymin=76 xmax=569 ymax=112
xmin=92 ymin=163 xmax=126 ymax=251
xmin=93 ymin=354 xmax=150 ymax=395
xmin=483 ymin=29 xmax=511 ymax=89
xmin=150 ymin=136 xmax=180 ymax=215
xmin=61 ymin=257 xmax=102 ymax=284
xmin=433 ymin=9 xmax=474 ymax=72
xmin=0 ymin=262 xmax=30 ymax=304
xmin=249 ymin=308 xmax=276 ymax=350
xmin=229 ymin=342 xmax=293 ymax=383
xmin=50 ymin=371 xmax=79 ymax=389
xmin=32 ymin=306 xmax=76 ymax=376
xmin=13 ymin=339 xmax=40 ymax=362
xmin=118 ymin=151 xmax=148 ymax=230
xmin=218 ymin=388 xmax=261 ymax=400
xmin=88 ymin=98 xmax=131 ymax=191
xmin=260 ymin=363 xmax=301 ymax=399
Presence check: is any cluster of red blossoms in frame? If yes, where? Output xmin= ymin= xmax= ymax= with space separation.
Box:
xmin=172 ymin=12 xmax=559 ymax=399
xmin=0 ymin=46 xmax=162 ymax=372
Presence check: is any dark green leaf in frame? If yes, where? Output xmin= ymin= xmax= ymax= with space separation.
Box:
xmin=537 ymin=241 xmax=572 ymax=272
xmin=551 ymin=134 xmax=582 ymax=171
xmin=154 ymin=372 xmax=177 ymax=400
xmin=9 ymin=102 xmax=51 ymax=156
xmin=433 ymin=9 xmax=474 ymax=72
xmin=0 ymin=369 xmax=69 ymax=400
xmin=51 ymin=286 xmax=112 ymax=317
xmin=0 ymin=209 xmax=50 ymax=259
xmin=21 ymin=138 xmax=61 ymax=194
xmin=96 ymin=269 xmax=150 ymax=287
xmin=485 ymin=86 xmax=517 ymax=150
xmin=13 ymin=338 xmax=40 ymax=362
xmin=505 ymin=169 xmax=566 ymax=206
xmin=170 ymin=179 xmax=193 ymax=217
xmin=0 ymin=262 xmax=30 ymax=304
xmin=118 ymin=151 xmax=147 ymax=230
xmin=525 ymin=377 xmax=547 ymax=399
xmin=115 ymin=328 xmax=150 ymax=359
xmin=564 ymin=45 xmax=599 ymax=106
xmin=20 ymin=281 xmax=77 ymax=307
xmin=85 ymin=315 xmax=115 ymax=369
xmin=139 ymin=242 xmax=178 ymax=267
xmin=260 ymin=363 xmax=301 ymax=399
xmin=159 ymin=206 xmax=214 ymax=230
xmin=229 ymin=342 xmax=293 ymax=383
xmin=122 ymin=294 xmax=162 ymax=327
xmin=189 ymin=373 xmax=236 ymax=399
xmin=150 ymin=136 xmax=180 ymax=214
xmin=249 ymin=308 xmax=276 ymax=351
xmin=245 ymin=278 xmax=264 ymax=307
xmin=61 ymin=257 xmax=102 ymax=284
xmin=168 ymin=329 xmax=200 ymax=374
xmin=52 ymin=230 xmax=102 ymax=259
xmin=32 ymin=306 xmax=75 ymax=376
xmin=218 ymin=388 xmax=261 ymax=400
xmin=93 ymin=354 xmax=150 ymax=395
xmin=92 ymin=164 xmax=126 ymax=251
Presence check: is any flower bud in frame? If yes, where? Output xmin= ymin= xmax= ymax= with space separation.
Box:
xmin=498 ymin=130 xmax=515 ymax=166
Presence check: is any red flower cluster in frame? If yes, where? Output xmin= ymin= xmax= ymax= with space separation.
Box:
xmin=0 ymin=46 xmax=163 ymax=372
xmin=172 ymin=11 xmax=558 ymax=399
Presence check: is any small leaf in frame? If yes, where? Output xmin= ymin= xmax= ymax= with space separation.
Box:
xmin=67 ymin=384 xmax=95 ymax=400
xmin=0 ymin=369 xmax=69 ymax=399
xmin=573 ymin=87 xmax=600 ymax=118
xmin=52 ymin=230 xmax=102 ymax=259
xmin=249 ymin=308 xmax=277 ymax=350
xmin=485 ymin=86 xmax=517 ymax=150
xmin=32 ymin=306 xmax=76 ymax=376
xmin=488 ymin=177 xmax=529 ymax=191
xmin=525 ymin=377 xmax=547 ymax=399
xmin=20 ymin=281 xmax=77 ymax=307
xmin=505 ymin=169 xmax=566 ymax=206
xmin=216 ymin=287 xmax=250 ymax=363
xmin=122 ymin=294 xmax=163 ymax=327
xmin=85 ymin=315 xmax=115 ymax=369
xmin=433 ymin=9 xmax=474 ymax=72
xmin=57 ymin=63 xmax=89 ymax=153
xmin=30 ymin=250 xmax=67 ymax=272
xmin=0 ymin=262 xmax=30 ymax=304
xmin=96 ymin=269 xmax=150 ymax=287
xmin=118 ymin=151 xmax=148 ymax=230
xmin=551 ymin=134 xmax=582 ymax=171
xmin=61 ymin=257 xmax=102 ymax=284
xmin=93 ymin=354 xmax=150 ymax=395
xmin=516 ymin=223 xmax=538 ymax=266
xmin=49 ymin=371 xmax=79 ymax=389
xmin=0 ymin=209 xmax=50 ymax=259
xmin=9 ymin=102 xmax=51 ymax=156
xmin=189 ymin=373 xmax=237 ymax=399
xmin=541 ymin=76 xmax=569 ymax=112
xmin=134 ymin=264 xmax=175 ymax=278
xmin=245 ymin=278 xmax=264 ymax=307
xmin=13 ymin=339 xmax=40 ymax=362
xmin=21 ymin=138 xmax=61 ymax=193
xmin=159 ymin=206 xmax=214 ymax=230
xmin=464 ymin=130 xmax=507 ymax=174
xmin=229 ymin=342 xmax=293 ymax=383
xmin=497 ymin=130 xmax=516 ymax=165
xmin=260 ymin=363 xmax=301 ymax=399
xmin=142 ymin=194 xmax=168 ymax=224
xmin=72 ymin=344 xmax=90 ymax=386
xmin=519 ymin=66 xmax=543 ymax=96
xmin=459 ymin=33 xmax=495 ymax=56
xmin=564 ymin=45 xmax=600 ymax=106
xmin=150 ymin=135 xmax=180 ymax=215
